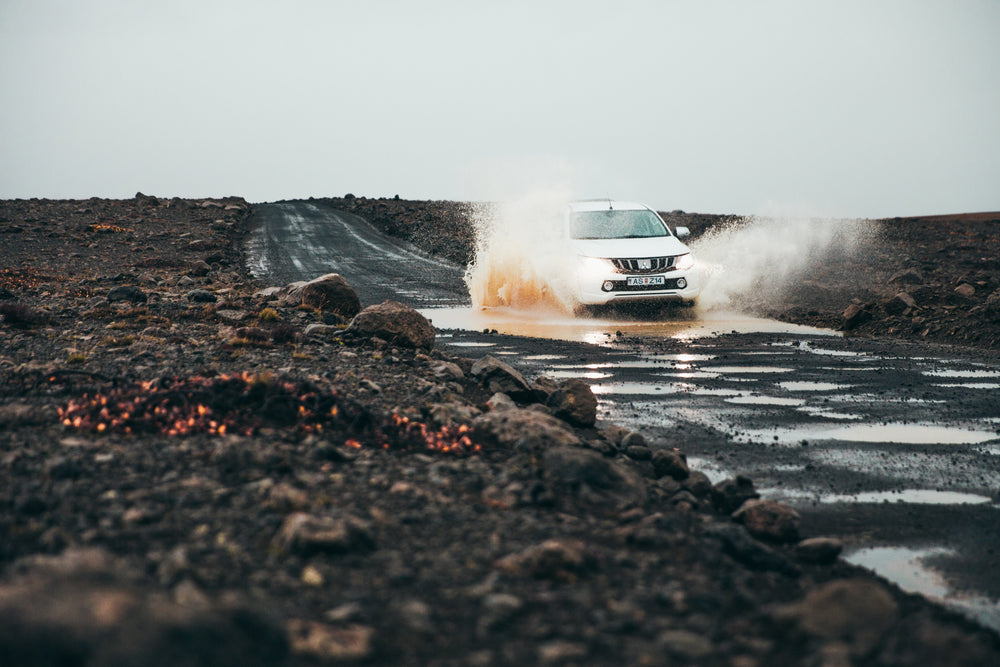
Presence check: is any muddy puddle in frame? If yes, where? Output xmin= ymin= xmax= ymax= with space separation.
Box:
xmin=422 ymin=306 xmax=837 ymax=344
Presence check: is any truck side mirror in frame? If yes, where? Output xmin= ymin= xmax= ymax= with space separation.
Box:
xmin=674 ymin=226 xmax=690 ymax=239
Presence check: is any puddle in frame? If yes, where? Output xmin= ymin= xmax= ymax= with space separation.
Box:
xmin=934 ymin=383 xmax=1000 ymax=390
xmin=446 ymin=341 xmax=496 ymax=348
xmin=846 ymin=546 xmax=1000 ymax=632
xmin=591 ymin=382 xmax=691 ymax=395
xmin=725 ymin=395 xmax=806 ymax=407
xmin=778 ymin=381 xmax=849 ymax=392
xmin=523 ymin=354 xmax=566 ymax=361
xmin=421 ymin=307 xmax=837 ymax=344
xmin=923 ymin=369 xmax=1000 ymax=379
xmin=772 ymin=488 xmax=995 ymax=506
xmin=734 ymin=423 xmax=998 ymax=446
xmin=796 ymin=406 xmax=864 ymax=420
xmin=659 ymin=371 xmax=722 ymax=379
xmin=703 ymin=366 xmax=794 ymax=374
xmin=691 ymin=388 xmax=744 ymax=397
xmin=548 ymin=370 xmax=614 ymax=380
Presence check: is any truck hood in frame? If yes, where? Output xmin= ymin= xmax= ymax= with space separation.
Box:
xmin=571 ymin=235 xmax=691 ymax=259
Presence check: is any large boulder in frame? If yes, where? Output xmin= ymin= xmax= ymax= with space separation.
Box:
xmin=345 ymin=300 xmax=435 ymax=350
xmin=299 ymin=274 xmax=361 ymax=319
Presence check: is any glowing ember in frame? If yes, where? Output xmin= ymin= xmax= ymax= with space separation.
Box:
xmin=56 ymin=371 xmax=481 ymax=455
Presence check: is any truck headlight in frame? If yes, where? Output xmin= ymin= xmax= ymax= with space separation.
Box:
xmin=578 ymin=256 xmax=613 ymax=273
xmin=674 ymin=253 xmax=694 ymax=271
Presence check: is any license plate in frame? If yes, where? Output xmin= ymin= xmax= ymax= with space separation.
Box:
xmin=627 ymin=276 xmax=665 ymax=287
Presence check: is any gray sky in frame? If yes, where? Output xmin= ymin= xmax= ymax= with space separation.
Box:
xmin=2 ymin=0 xmax=998 ymax=217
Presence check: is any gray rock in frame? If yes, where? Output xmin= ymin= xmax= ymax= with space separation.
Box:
xmin=472 ymin=408 xmax=581 ymax=452
xmin=274 ymin=512 xmax=376 ymax=556
xmin=841 ymin=303 xmax=872 ymax=330
xmin=705 ymin=523 xmax=799 ymax=575
xmin=494 ymin=538 xmax=591 ymax=580
xmin=652 ymin=449 xmax=689 ymax=480
xmin=732 ymin=498 xmax=801 ymax=543
xmin=711 ymin=475 xmax=760 ymax=513
xmin=299 ymin=273 xmax=361 ymax=318
xmin=345 ymin=300 xmax=435 ymax=350
xmin=546 ymin=378 xmax=598 ymax=427
xmin=955 ymin=283 xmax=976 ymax=298
xmin=186 ymin=289 xmax=216 ymax=303
xmin=796 ymin=536 xmax=844 ymax=564
xmin=658 ymin=629 xmax=714 ymax=660
xmin=888 ymin=268 xmax=924 ymax=284
xmin=286 ymin=619 xmax=373 ymax=662
xmin=470 ymin=355 xmax=533 ymax=401
xmin=883 ymin=291 xmax=917 ymax=315
xmin=107 ymin=285 xmax=147 ymax=303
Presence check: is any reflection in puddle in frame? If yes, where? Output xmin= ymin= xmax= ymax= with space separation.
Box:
xmin=704 ymin=366 xmax=794 ymax=374
xmin=773 ymin=488 xmax=994 ymax=506
xmin=422 ymin=306 xmax=837 ymax=344
xmin=923 ymin=369 xmax=1000 ymax=379
xmin=548 ymin=370 xmax=613 ymax=380
xmin=523 ymin=354 xmax=566 ymax=361
xmin=846 ymin=546 xmax=1000 ymax=632
xmin=725 ymin=395 xmax=806 ymax=406
xmin=796 ymin=406 xmax=864 ymax=420
xmin=735 ymin=422 xmax=997 ymax=445
xmin=778 ymin=381 xmax=849 ymax=391
xmin=447 ymin=341 xmax=496 ymax=348
xmin=591 ymin=382 xmax=691 ymax=395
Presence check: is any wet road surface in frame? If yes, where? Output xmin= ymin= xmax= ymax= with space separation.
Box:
xmin=247 ymin=201 xmax=1000 ymax=632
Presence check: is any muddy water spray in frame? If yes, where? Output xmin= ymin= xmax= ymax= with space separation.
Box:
xmin=691 ymin=214 xmax=878 ymax=312
xmin=464 ymin=190 xmax=578 ymax=312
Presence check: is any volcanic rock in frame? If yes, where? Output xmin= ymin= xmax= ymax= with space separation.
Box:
xmin=711 ymin=475 xmax=760 ymax=513
xmin=470 ymin=355 xmax=533 ymax=401
xmin=472 ymin=407 xmax=581 ymax=452
xmin=106 ymin=285 xmax=147 ymax=303
xmin=299 ymin=273 xmax=361 ymax=319
xmin=955 ymin=283 xmax=976 ymax=298
xmin=275 ymin=512 xmax=376 ymax=556
xmin=494 ymin=538 xmax=592 ymax=581
xmin=345 ymin=300 xmax=435 ymax=350
xmin=796 ymin=536 xmax=844 ymax=564
xmin=841 ymin=303 xmax=873 ymax=330
xmin=651 ymin=449 xmax=689 ymax=480
xmin=732 ymin=498 xmax=801 ymax=543
xmin=884 ymin=291 xmax=917 ymax=315
xmin=546 ymin=378 xmax=598 ymax=427
xmin=186 ymin=288 xmax=217 ymax=303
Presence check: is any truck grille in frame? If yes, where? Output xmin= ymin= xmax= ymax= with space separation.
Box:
xmin=611 ymin=256 xmax=674 ymax=274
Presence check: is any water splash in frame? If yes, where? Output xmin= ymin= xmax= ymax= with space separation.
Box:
xmin=464 ymin=189 xmax=578 ymax=312
xmin=690 ymin=213 xmax=879 ymax=312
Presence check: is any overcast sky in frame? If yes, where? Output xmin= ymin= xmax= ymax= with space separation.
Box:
xmin=2 ymin=0 xmax=998 ymax=217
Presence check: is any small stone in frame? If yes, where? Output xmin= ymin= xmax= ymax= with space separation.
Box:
xmin=538 ymin=640 xmax=589 ymax=664
xmin=796 ymin=536 xmax=844 ymax=564
xmin=301 ymin=565 xmax=324 ymax=587
xmin=546 ymin=378 xmax=598 ymax=427
xmin=658 ymin=629 xmax=714 ymax=660
xmin=275 ymin=512 xmax=376 ymax=556
xmin=955 ymin=283 xmax=976 ymax=298
xmin=286 ymin=619 xmax=373 ymax=662
xmin=624 ymin=444 xmax=652 ymax=460
xmin=651 ymin=449 xmax=689 ymax=480
xmin=107 ymin=285 xmax=147 ymax=303
xmin=711 ymin=475 xmax=760 ymax=513
xmin=470 ymin=356 xmax=533 ymax=402
xmin=733 ymin=498 xmax=801 ymax=543
xmin=186 ymin=289 xmax=216 ymax=303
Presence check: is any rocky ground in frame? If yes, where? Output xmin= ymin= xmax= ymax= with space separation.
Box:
xmin=1 ymin=195 xmax=999 ymax=665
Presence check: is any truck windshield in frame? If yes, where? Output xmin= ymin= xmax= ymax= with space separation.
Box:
xmin=570 ymin=209 xmax=669 ymax=240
